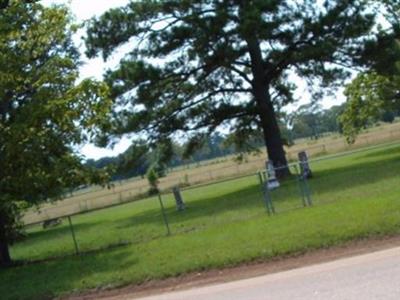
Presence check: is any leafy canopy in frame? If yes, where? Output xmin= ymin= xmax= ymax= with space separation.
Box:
xmin=0 ymin=2 xmax=111 ymax=246
xmin=340 ymin=0 xmax=400 ymax=142
xmin=85 ymin=0 xmax=377 ymax=158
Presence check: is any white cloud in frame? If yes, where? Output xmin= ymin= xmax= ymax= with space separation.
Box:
xmin=41 ymin=0 xmax=133 ymax=159
xmin=41 ymin=0 xmax=129 ymax=21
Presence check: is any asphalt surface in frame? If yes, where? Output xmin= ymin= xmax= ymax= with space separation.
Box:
xmin=135 ymin=246 xmax=400 ymax=300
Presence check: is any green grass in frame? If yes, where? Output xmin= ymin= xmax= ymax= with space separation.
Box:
xmin=1 ymin=143 xmax=400 ymax=299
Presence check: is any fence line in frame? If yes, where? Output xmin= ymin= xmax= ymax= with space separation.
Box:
xmin=15 ymin=140 xmax=400 ymax=262
xmin=22 ymin=131 xmax=400 ymax=225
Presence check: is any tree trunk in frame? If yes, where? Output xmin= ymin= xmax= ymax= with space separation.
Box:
xmin=245 ymin=36 xmax=290 ymax=177
xmin=0 ymin=240 xmax=11 ymax=267
xmin=257 ymin=96 xmax=289 ymax=176
xmin=0 ymin=221 xmax=11 ymax=267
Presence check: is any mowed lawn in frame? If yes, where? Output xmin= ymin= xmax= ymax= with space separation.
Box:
xmin=1 ymin=143 xmax=400 ymax=299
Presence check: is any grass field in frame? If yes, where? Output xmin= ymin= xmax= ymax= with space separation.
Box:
xmin=1 ymin=142 xmax=400 ymax=299
xmin=22 ymin=121 xmax=400 ymax=224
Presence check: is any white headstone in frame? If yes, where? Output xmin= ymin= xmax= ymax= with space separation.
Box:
xmin=266 ymin=161 xmax=280 ymax=190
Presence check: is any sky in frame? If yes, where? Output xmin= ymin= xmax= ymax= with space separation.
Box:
xmin=41 ymin=0 xmax=129 ymax=81
xmin=41 ymin=0 xmax=346 ymax=160
xmin=42 ymin=0 xmax=134 ymax=159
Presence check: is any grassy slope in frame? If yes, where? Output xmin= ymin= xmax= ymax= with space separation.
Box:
xmin=1 ymin=144 xmax=400 ymax=299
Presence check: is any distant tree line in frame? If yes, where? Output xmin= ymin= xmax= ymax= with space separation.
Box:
xmin=282 ymin=103 xmax=400 ymax=144
xmin=87 ymin=102 xmax=400 ymax=182
xmin=281 ymin=104 xmax=346 ymax=142
xmin=86 ymin=133 xmax=241 ymax=181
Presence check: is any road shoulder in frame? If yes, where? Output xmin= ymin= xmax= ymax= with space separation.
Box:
xmin=64 ymin=234 xmax=400 ymax=300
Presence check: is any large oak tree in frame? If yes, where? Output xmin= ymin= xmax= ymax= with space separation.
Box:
xmin=0 ymin=1 xmax=111 ymax=266
xmin=85 ymin=0 xmax=378 ymax=175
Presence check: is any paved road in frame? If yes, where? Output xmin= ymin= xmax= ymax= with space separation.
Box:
xmin=136 ymin=247 xmax=400 ymax=300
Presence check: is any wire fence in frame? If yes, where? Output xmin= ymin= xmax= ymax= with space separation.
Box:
xmin=11 ymin=139 xmax=400 ymax=262
xmin=22 ymin=128 xmax=400 ymax=225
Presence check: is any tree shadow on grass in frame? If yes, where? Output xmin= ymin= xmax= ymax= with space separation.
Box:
xmin=11 ymin=221 xmax=114 ymax=262
xmin=353 ymin=144 xmax=400 ymax=161
xmin=118 ymin=183 xmax=264 ymax=227
xmin=119 ymin=152 xmax=400 ymax=230
xmin=13 ymin=147 xmax=400 ymax=265
xmin=1 ymin=247 xmax=139 ymax=300
xmin=310 ymin=154 xmax=400 ymax=190
xmin=22 ymin=220 xmax=104 ymax=241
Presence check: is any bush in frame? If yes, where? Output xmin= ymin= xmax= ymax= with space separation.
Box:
xmin=146 ymin=167 xmax=159 ymax=195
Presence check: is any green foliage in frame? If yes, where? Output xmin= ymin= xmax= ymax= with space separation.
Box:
xmin=0 ymin=0 xmax=38 ymax=10
xmin=301 ymin=105 xmax=344 ymax=138
xmin=280 ymin=104 xmax=345 ymax=142
xmin=87 ymin=133 xmax=240 ymax=182
xmin=146 ymin=164 xmax=160 ymax=195
xmin=2 ymin=144 xmax=400 ymax=298
xmin=340 ymin=1 xmax=400 ymax=142
xmin=340 ymin=72 xmax=400 ymax=143
xmin=85 ymin=0 xmax=378 ymax=162
xmin=0 ymin=1 xmax=111 ymax=260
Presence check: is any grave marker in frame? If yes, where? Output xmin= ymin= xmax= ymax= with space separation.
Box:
xmin=298 ymin=151 xmax=312 ymax=179
xmin=266 ymin=161 xmax=280 ymax=190
xmin=172 ymin=186 xmax=186 ymax=211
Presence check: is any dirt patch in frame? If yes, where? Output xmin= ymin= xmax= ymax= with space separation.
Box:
xmin=62 ymin=234 xmax=400 ymax=300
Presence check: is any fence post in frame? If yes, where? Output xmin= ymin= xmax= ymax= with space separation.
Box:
xmin=157 ymin=194 xmax=171 ymax=236
xmin=265 ymin=187 xmax=275 ymax=215
xmin=257 ymin=171 xmax=275 ymax=215
xmin=294 ymin=165 xmax=308 ymax=207
xmin=298 ymin=166 xmax=313 ymax=207
xmin=302 ymin=175 xmax=313 ymax=206
xmin=257 ymin=171 xmax=264 ymax=188
xmin=184 ymin=174 xmax=189 ymax=186
xmin=67 ymin=216 xmax=79 ymax=255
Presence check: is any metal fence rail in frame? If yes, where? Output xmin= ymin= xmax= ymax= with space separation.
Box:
xmin=11 ymin=140 xmax=400 ymax=262
xmin=22 ymin=133 xmax=400 ymax=225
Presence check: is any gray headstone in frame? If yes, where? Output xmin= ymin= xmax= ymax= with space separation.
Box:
xmin=298 ymin=151 xmax=312 ymax=179
xmin=172 ymin=186 xmax=185 ymax=211
xmin=265 ymin=161 xmax=280 ymax=190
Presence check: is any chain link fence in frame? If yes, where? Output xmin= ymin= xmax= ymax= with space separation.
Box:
xmin=22 ymin=128 xmax=400 ymax=225
xmin=10 ymin=141 xmax=400 ymax=262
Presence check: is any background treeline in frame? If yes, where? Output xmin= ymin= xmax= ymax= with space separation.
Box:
xmin=85 ymin=133 xmax=239 ymax=181
xmin=86 ymin=103 xmax=400 ymax=181
xmin=282 ymin=103 xmax=400 ymax=143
